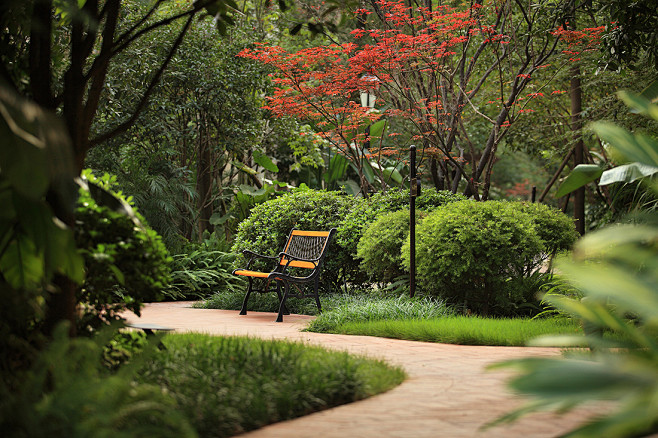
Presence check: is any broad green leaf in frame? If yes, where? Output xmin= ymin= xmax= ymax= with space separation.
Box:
xmin=0 ymin=234 xmax=44 ymax=289
xmin=46 ymin=218 xmax=84 ymax=284
xmin=502 ymin=358 xmax=651 ymax=399
xmin=253 ymin=150 xmax=279 ymax=173
xmin=340 ymin=180 xmax=361 ymax=196
xmin=572 ymin=224 xmax=658 ymax=257
xmin=362 ymin=159 xmax=375 ymax=184
xmin=0 ymin=84 xmax=76 ymax=204
xmin=0 ymin=115 xmax=49 ymax=199
xmin=324 ymin=153 xmax=348 ymax=184
xmin=599 ymin=162 xmax=658 ymax=185
xmin=209 ymin=212 xmax=233 ymax=225
xmin=369 ymin=119 xmax=387 ymax=139
xmin=557 ymin=261 xmax=658 ymax=326
xmin=383 ymin=166 xmax=404 ymax=184
xmin=556 ymin=164 xmax=603 ymax=198
xmin=619 ymin=90 xmax=658 ymax=119
xmin=591 ymin=121 xmax=658 ymax=167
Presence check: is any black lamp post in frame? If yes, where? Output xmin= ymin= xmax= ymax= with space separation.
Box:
xmin=409 ymin=145 xmax=418 ymax=298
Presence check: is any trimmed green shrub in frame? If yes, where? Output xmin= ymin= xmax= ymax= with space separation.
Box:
xmin=75 ymin=170 xmax=172 ymax=334
xmin=231 ymin=188 xmax=362 ymax=289
xmin=357 ymin=209 xmax=425 ymax=283
xmin=402 ymin=200 xmax=576 ymax=316
xmin=337 ymin=187 xmax=465 ymax=283
xmin=516 ymin=202 xmax=580 ymax=258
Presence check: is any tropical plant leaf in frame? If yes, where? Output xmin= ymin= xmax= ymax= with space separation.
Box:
xmin=324 ymin=153 xmax=349 ymax=184
xmin=340 ymin=180 xmax=361 ymax=196
xmin=368 ymin=119 xmax=387 ymax=139
xmin=383 ymin=166 xmax=404 ymax=184
xmin=599 ymin=162 xmax=658 ymax=185
xmin=556 ymin=164 xmax=603 ymax=197
xmin=619 ymin=89 xmax=658 ymax=118
xmin=591 ymin=121 xmax=658 ymax=167
xmin=253 ymin=150 xmax=279 ymax=173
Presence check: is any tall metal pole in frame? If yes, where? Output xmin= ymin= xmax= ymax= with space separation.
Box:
xmin=410 ymin=145 xmax=416 ymax=298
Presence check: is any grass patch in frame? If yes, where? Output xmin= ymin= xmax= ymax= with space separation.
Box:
xmin=333 ymin=316 xmax=584 ymax=346
xmin=140 ymin=333 xmax=405 ymax=438
xmin=305 ymin=295 xmax=454 ymax=333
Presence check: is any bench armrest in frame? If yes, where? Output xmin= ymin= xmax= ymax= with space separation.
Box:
xmin=242 ymin=249 xmax=279 ymax=269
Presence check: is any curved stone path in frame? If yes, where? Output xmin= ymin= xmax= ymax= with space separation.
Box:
xmin=125 ymin=302 xmax=599 ymax=437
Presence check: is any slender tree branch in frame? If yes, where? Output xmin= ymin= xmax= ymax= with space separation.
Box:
xmin=90 ymin=14 xmax=195 ymax=147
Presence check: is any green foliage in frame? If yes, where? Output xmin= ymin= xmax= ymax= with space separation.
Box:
xmin=336 ymin=187 xmax=465 ymax=282
xmin=231 ymin=189 xmax=358 ymax=288
xmin=335 ymin=316 xmax=583 ymax=347
xmin=515 ymin=202 xmax=581 ymax=258
xmin=167 ymin=232 xmax=245 ymax=299
xmin=403 ymin=200 xmax=577 ymax=316
xmin=491 ymin=88 xmax=658 ymax=437
xmin=0 ymin=323 xmax=195 ymax=438
xmin=357 ymin=210 xmax=424 ymax=283
xmin=75 ymin=170 xmax=172 ymax=334
xmin=0 ymin=83 xmax=84 ymax=377
xmin=140 ymin=332 xmax=405 ymax=438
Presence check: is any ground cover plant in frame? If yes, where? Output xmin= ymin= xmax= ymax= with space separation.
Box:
xmin=304 ymin=294 xmax=454 ymax=333
xmin=140 ymin=332 xmax=406 ymax=438
xmin=0 ymin=325 xmax=405 ymax=438
xmin=331 ymin=317 xmax=584 ymax=347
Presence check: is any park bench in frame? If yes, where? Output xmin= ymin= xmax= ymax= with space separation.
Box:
xmin=233 ymin=228 xmax=336 ymax=322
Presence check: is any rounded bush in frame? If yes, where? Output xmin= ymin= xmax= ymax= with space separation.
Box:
xmin=231 ymin=188 xmax=363 ymax=289
xmin=402 ymin=200 xmax=573 ymax=316
xmin=357 ymin=210 xmax=424 ymax=283
xmin=337 ymin=187 xmax=465 ymax=282
xmin=516 ymin=202 xmax=580 ymax=256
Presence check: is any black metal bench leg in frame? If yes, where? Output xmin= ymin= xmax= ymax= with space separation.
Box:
xmin=276 ymin=282 xmax=291 ymax=323
xmin=313 ymin=277 xmax=322 ymax=313
xmin=274 ymin=281 xmax=290 ymax=315
xmin=239 ymin=277 xmax=254 ymax=315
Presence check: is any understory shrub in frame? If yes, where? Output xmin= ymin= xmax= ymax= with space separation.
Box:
xmin=337 ymin=187 xmax=465 ymax=283
xmin=357 ymin=210 xmax=425 ymax=283
xmin=75 ymin=170 xmax=172 ymax=334
xmin=231 ymin=188 xmax=361 ymax=290
xmin=402 ymin=200 xmax=578 ymax=316
xmin=167 ymin=231 xmax=245 ymax=299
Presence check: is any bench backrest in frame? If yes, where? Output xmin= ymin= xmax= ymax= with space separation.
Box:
xmin=280 ymin=229 xmax=335 ymax=269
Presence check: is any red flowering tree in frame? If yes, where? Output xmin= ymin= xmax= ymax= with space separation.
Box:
xmin=241 ymin=0 xmax=598 ymax=199
xmin=239 ymin=43 xmax=394 ymax=194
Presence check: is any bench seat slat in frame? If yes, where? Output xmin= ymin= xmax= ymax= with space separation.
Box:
xmin=234 ymin=269 xmax=270 ymax=278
